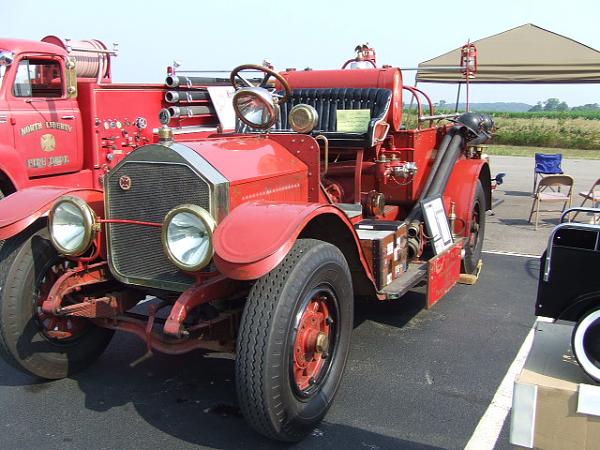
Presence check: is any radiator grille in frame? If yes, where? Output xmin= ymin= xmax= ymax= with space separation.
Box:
xmin=106 ymin=161 xmax=211 ymax=290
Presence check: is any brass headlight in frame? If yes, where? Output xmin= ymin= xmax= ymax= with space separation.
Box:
xmin=232 ymin=87 xmax=278 ymax=129
xmin=162 ymin=204 xmax=216 ymax=271
xmin=289 ymin=104 xmax=318 ymax=133
xmin=48 ymin=196 xmax=96 ymax=256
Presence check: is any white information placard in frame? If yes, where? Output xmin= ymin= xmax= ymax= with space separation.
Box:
xmin=207 ymin=86 xmax=236 ymax=132
xmin=421 ymin=196 xmax=453 ymax=255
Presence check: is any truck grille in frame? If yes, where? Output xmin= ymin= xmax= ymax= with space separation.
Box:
xmin=106 ymin=160 xmax=211 ymax=291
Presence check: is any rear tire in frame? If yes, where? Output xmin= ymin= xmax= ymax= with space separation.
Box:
xmin=0 ymin=226 xmax=114 ymax=380
xmin=236 ymin=239 xmax=353 ymax=442
xmin=462 ymin=181 xmax=486 ymax=274
xmin=572 ymin=307 xmax=600 ymax=382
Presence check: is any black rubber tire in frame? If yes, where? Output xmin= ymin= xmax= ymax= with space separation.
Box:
xmin=572 ymin=307 xmax=600 ymax=383
xmin=236 ymin=239 xmax=353 ymax=442
xmin=0 ymin=225 xmax=114 ymax=380
xmin=462 ymin=181 xmax=486 ymax=274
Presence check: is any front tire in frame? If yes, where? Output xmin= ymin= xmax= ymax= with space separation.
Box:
xmin=572 ymin=307 xmax=600 ymax=382
xmin=0 ymin=226 xmax=114 ymax=379
xmin=236 ymin=239 xmax=353 ymax=442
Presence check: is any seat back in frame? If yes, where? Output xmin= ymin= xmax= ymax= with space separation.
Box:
xmin=237 ymin=87 xmax=392 ymax=147
xmin=277 ymin=88 xmax=391 ymax=131
xmin=537 ymin=175 xmax=573 ymax=192
xmin=583 ymin=178 xmax=600 ymax=196
xmin=535 ymin=153 xmax=563 ymax=174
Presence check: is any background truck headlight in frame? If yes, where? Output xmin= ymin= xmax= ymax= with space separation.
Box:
xmin=49 ymin=196 xmax=96 ymax=256
xmin=162 ymin=204 xmax=216 ymax=271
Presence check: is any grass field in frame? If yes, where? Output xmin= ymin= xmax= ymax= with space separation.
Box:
xmin=492 ymin=116 xmax=600 ymax=150
xmin=485 ymin=145 xmax=600 ymax=160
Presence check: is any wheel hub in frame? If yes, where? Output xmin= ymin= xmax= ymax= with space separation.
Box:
xmin=292 ymin=295 xmax=332 ymax=392
xmin=35 ymin=260 xmax=87 ymax=341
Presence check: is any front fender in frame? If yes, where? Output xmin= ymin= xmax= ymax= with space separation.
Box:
xmin=0 ymin=144 xmax=28 ymax=190
xmin=444 ymin=159 xmax=491 ymax=238
xmin=0 ymin=186 xmax=104 ymax=240
xmin=214 ymin=202 xmax=368 ymax=281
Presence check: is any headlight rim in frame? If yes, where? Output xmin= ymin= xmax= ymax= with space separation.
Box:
xmin=162 ymin=204 xmax=216 ymax=272
xmin=232 ymin=86 xmax=278 ymax=129
xmin=48 ymin=195 xmax=96 ymax=256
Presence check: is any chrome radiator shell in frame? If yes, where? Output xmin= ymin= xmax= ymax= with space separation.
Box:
xmin=105 ymin=143 xmax=228 ymax=292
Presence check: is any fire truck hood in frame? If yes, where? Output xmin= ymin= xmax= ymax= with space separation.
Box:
xmin=171 ymin=136 xmax=307 ymax=186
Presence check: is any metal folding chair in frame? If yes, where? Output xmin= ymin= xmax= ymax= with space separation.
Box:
xmin=533 ymin=153 xmax=563 ymax=194
xmin=571 ymin=178 xmax=600 ymax=224
xmin=528 ymin=175 xmax=573 ymax=230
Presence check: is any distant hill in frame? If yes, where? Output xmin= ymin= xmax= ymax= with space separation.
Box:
xmin=404 ymin=102 xmax=533 ymax=113
xmin=467 ymin=102 xmax=533 ymax=112
xmin=434 ymin=102 xmax=532 ymax=112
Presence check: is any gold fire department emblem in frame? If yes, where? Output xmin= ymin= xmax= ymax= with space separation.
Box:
xmin=41 ymin=134 xmax=56 ymax=152
xmin=119 ymin=175 xmax=132 ymax=191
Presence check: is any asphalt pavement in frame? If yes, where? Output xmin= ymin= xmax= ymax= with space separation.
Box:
xmin=0 ymin=252 xmax=538 ymax=450
xmin=2 ymin=154 xmax=592 ymax=449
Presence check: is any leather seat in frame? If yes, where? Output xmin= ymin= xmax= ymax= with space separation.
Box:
xmin=238 ymin=87 xmax=392 ymax=148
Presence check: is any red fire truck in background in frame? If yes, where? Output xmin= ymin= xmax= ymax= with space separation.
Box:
xmin=0 ymin=36 xmax=223 ymax=202
xmin=0 ymin=43 xmax=494 ymax=441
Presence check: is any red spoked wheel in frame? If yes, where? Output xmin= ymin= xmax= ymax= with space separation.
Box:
xmin=291 ymin=290 xmax=335 ymax=396
xmin=34 ymin=259 xmax=87 ymax=341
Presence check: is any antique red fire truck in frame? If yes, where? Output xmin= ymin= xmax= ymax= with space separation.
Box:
xmin=0 ymin=45 xmax=493 ymax=441
xmin=0 ymin=36 xmax=220 ymax=202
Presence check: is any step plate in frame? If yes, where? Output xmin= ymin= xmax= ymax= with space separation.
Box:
xmin=381 ymin=262 xmax=427 ymax=299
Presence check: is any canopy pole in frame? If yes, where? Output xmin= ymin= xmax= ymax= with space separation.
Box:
xmin=454 ymin=83 xmax=462 ymax=112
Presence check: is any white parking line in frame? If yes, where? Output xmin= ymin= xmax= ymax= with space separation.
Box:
xmin=463 ymin=323 xmax=536 ymax=450
xmin=483 ymin=250 xmax=540 ymax=259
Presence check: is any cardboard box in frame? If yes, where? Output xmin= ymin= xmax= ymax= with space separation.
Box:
xmin=356 ymin=229 xmax=395 ymax=289
xmin=510 ymin=321 xmax=600 ymax=449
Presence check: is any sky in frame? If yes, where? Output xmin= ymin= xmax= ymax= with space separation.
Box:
xmin=3 ymin=0 xmax=600 ymax=107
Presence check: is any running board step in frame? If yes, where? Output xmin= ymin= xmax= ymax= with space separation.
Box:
xmin=381 ymin=262 xmax=427 ymax=299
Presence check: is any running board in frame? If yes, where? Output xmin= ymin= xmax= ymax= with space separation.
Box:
xmin=381 ymin=262 xmax=427 ymax=299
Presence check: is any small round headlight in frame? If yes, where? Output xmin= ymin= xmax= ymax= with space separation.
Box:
xmin=162 ymin=205 xmax=216 ymax=272
xmin=49 ymin=196 xmax=96 ymax=256
xmin=289 ymin=104 xmax=318 ymax=133
xmin=233 ymin=87 xmax=277 ymax=129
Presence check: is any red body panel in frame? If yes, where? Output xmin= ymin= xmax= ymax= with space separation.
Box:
xmin=426 ymin=242 xmax=463 ymax=308
xmin=0 ymin=186 xmax=103 ymax=240
xmin=185 ymin=137 xmax=309 ymax=207
xmin=444 ymin=159 xmax=489 ymax=238
xmin=214 ymin=202 xmax=371 ymax=281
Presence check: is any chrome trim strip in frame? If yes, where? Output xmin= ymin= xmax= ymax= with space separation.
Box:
xmin=169 ymin=142 xmax=230 ymax=221
xmin=560 ymin=206 xmax=600 ymax=223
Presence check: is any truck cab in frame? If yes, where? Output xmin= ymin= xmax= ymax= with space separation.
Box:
xmin=0 ymin=39 xmax=84 ymax=196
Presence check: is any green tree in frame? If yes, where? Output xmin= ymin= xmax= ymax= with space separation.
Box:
xmin=529 ymin=101 xmax=543 ymax=112
xmin=543 ymin=98 xmax=561 ymax=111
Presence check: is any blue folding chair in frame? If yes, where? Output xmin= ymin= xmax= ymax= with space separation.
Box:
xmin=533 ymin=153 xmax=563 ymax=194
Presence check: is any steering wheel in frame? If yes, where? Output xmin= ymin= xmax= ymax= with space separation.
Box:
xmin=230 ymin=64 xmax=292 ymax=104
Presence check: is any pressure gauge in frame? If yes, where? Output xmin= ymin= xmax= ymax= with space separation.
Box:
xmin=135 ymin=117 xmax=147 ymax=130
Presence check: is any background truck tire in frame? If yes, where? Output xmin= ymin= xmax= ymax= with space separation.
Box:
xmin=462 ymin=181 xmax=486 ymax=274
xmin=0 ymin=225 xmax=114 ymax=380
xmin=236 ymin=239 xmax=353 ymax=442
